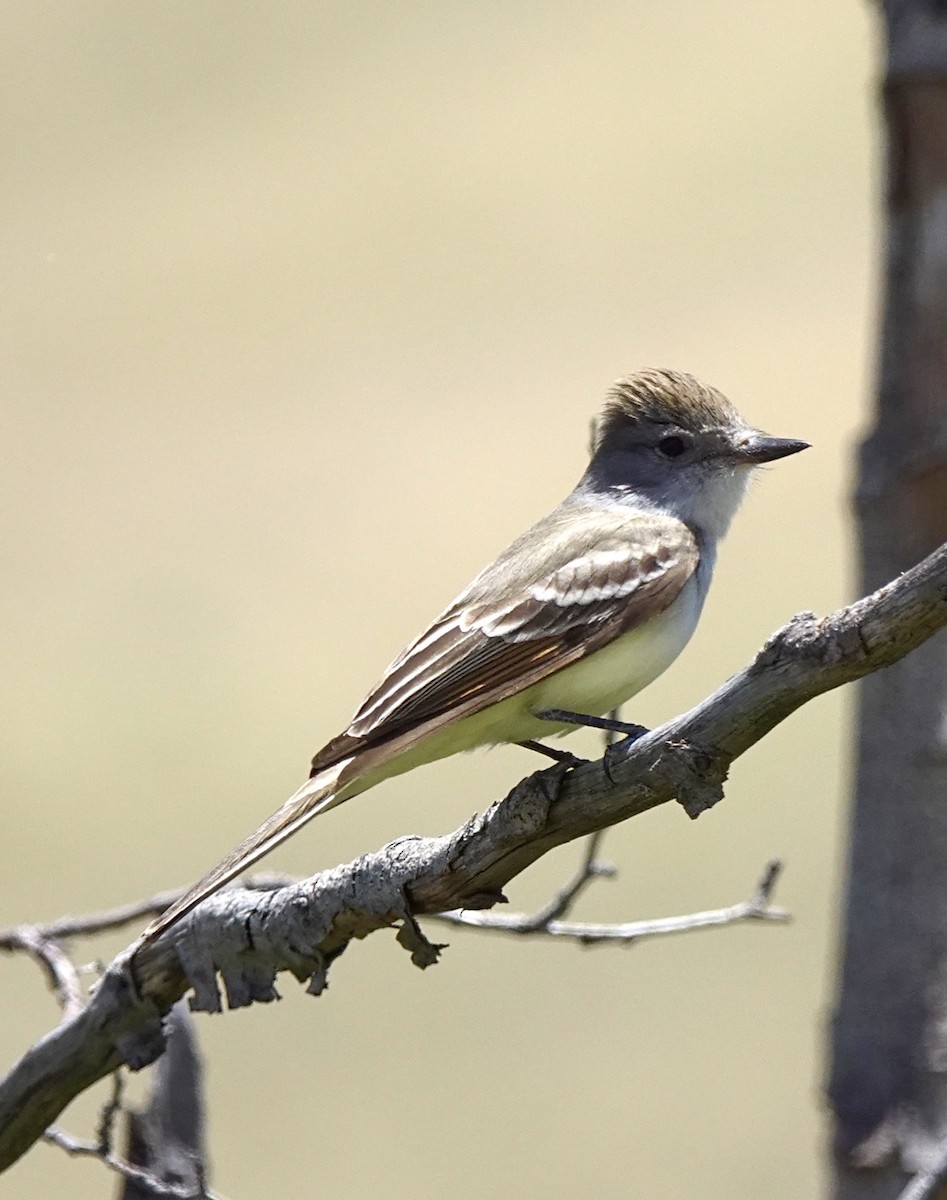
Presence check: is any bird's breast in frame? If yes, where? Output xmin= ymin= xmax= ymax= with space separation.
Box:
xmin=522 ymin=573 xmax=705 ymax=727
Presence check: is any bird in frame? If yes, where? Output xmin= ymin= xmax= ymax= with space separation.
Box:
xmin=139 ymin=368 xmax=808 ymax=945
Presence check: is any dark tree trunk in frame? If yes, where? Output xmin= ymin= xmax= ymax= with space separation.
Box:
xmin=829 ymin=3 xmax=947 ymax=1197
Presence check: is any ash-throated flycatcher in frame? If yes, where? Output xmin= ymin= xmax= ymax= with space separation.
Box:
xmin=141 ymin=368 xmax=807 ymax=944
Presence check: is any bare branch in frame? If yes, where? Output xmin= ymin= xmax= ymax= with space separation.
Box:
xmin=516 ymin=828 xmax=615 ymax=931
xmin=42 ymin=1124 xmax=225 ymax=1200
xmin=0 ymin=874 xmax=292 ymax=945
xmin=96 ymin=1071 xmax=124 ymax=1155
xmin=894 ymin=1135 xmax=947 ymax=1200
xmin=1 ymin=541 xmax=946 ymax=1175
xmin=41 ymin=1031 xmax=214 ymax=1198
xmin=0 ymin=928 xmax=84 ymax=1021
xmin=897 ymin=1160 xmax=947 ymax=1200
xmin=432 ymin=859 xmax=788 ymax=944
xmin=888 ymin=1118 xmax=947 ymax=1200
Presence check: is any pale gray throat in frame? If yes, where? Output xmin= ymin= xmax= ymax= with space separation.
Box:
xmin=574 ymin=448 xmax=751 ymax=547
xmin=569 ymin=474 xmax=713 ymax=541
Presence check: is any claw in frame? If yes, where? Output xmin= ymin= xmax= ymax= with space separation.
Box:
xmin=536 ymin=760 xmax=576 ymax=805
xmin=603 ymin=742 xmax=621 ymax=785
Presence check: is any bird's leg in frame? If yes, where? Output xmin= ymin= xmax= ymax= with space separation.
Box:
xmin=517 ymin=739 xmax=588 ymax=767
xmin=535 ymin=709 xmax=650 ymax=741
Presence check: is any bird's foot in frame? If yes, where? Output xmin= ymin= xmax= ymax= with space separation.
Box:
xmin=517 ymin=739 xmax=588 ymax=767
xmin=535 ymin=709 xmax=649 ymax=740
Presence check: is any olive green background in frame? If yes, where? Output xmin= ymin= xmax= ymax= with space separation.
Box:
xmin=2 ymin=4 xmax=874 ymax=1197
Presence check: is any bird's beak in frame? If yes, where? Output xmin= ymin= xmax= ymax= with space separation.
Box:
xmin=729 ymin=430 xmax=810 ymax=465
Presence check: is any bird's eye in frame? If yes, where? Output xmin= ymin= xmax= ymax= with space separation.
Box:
xmin=656 ymin=435 xmax=688 ymax=459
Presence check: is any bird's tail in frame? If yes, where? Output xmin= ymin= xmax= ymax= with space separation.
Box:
xmin=136 ymin=759 xmax=352 ymax=947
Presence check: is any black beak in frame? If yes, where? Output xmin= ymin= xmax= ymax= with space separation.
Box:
xmin=730 ymin=431 xmax=810 ymax=465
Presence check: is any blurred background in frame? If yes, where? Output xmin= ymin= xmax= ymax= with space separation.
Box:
xmin=1 ymin=3 xmax=875 ymax=1197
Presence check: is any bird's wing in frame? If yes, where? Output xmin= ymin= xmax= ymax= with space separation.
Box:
xmin=310 ymin=510 xmax=698 ymax=772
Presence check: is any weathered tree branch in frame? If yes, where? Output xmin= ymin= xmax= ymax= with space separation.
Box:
xmin=1 ymin=540 xmax=946 ymax=1176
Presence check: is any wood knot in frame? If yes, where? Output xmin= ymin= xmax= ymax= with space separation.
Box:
xmin=658 ymin=739 xmax=731 ymax=819
xmin=752 ymin=611 xmax=820 ymax=670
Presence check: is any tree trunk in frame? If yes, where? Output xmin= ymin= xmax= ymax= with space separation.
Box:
xmin=829 ymin=3 xmax=947 ymax=1196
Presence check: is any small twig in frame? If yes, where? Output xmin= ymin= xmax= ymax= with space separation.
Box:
xmin=519 ymin=828 xmax=615 ymax=931
xmin=0 ymin=874 xmax=292 ymax=946
xmin=96 ymin=1071 xmax=124 ymax=1155
xmin=434 ymin=860 xmax=789 ymax=945
xmin=42 ymin=1124 xmax=227 ymax=1199
xmin=0 ymin=928 xmax=84 ymax=1020
xmin=895 ymin=1137 xmax=947 ymax=1200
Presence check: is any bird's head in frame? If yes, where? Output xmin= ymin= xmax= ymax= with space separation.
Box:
xmin=584 ymin=368 xmax=809 ymax=540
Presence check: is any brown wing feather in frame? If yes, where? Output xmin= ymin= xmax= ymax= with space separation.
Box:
xmin=311 ymin=510 xmax=698 ymax=774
